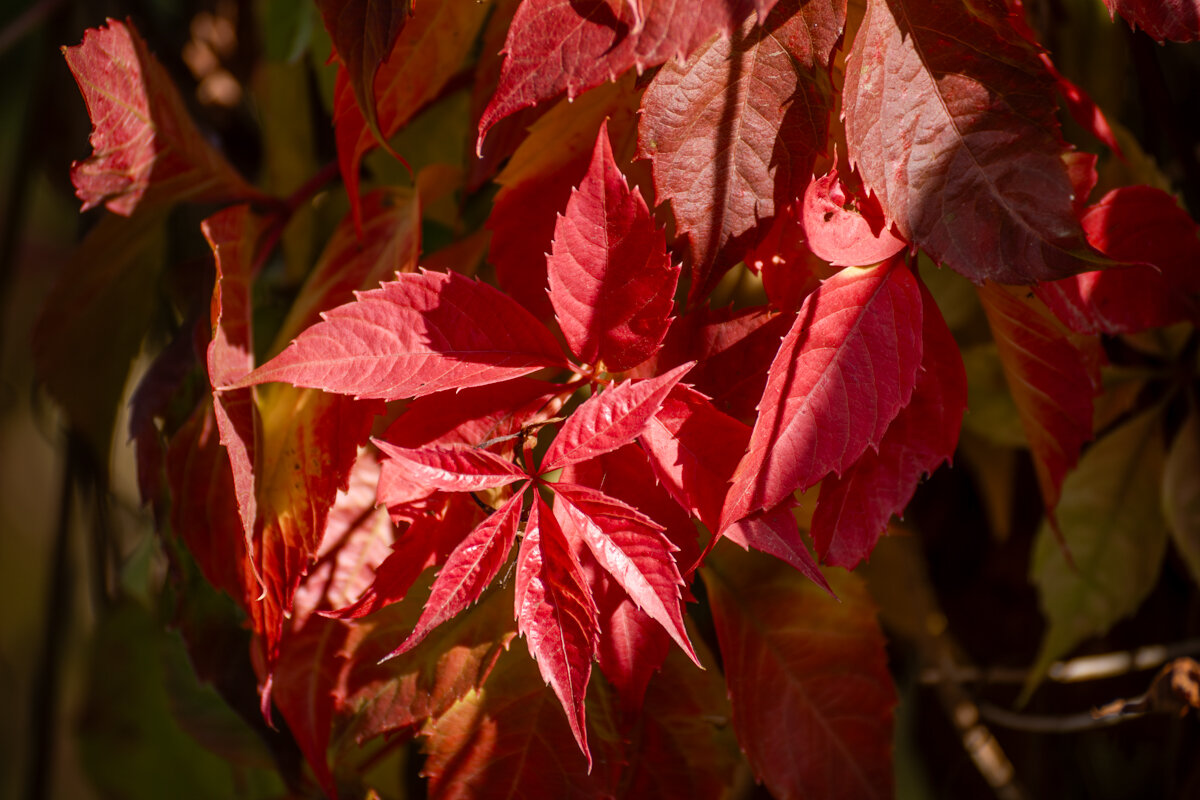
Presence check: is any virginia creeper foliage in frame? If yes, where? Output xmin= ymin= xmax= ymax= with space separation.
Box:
xmin=41 ymin=1 xmax=1200 ymax=798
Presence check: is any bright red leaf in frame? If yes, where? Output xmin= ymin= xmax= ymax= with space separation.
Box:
xmin=705 ymin=547 xmax=896 ymax=800
xmin=541 ymin=362 xmax=694 ymax=471
xmin=548 ymin=121 xmax=678 ymax=371
xmin=811 ymin=283 xmax=967 ymax=567
xmin=62 ymin=18 xmax=263 ymax=215
xmin=843 ymin=0 xmax=1098 ymax=283
xmin=372 ymin=441 xmax=528 ymax=493
xmin=1037 ymin=186 xmax=1200 ymax=334
xmin=478 ymin=0 xmax=765 ymax=147
xmin=232 ymin=270 xmax=566 ymax=400
xmin=723 ymin=258 xmax=924 ymax=526
xmin=638 ymin=0 xmax=840 ymax=298
xmin=387 ymin=493 xmax=525 ymax=658
xmin=514 ymin=495 xmax=600 ymax=763
xmin=722 ymin=503 xmax=831 ymax=594
xmin=801 ymin=165 xmax=907 ymax=267
xmin=554 ymin=482 xmax=696 ymax=665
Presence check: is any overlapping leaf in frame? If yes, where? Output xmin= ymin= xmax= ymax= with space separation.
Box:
xmin=541 ymin=363 xmax=693 ymax=471
xmin=1105 ymin=0 xmax=1200 ymax=42
xmin=722 ymin=504 xmax=830 ymax=593
xmin=801 ymin=165 xmax=906 ymax=267
xmin=232 ymin=270 xmax=566 ymax=400
xmin=478 ymin=0 xmax=766 ymax=145
xmin=548 ymin=122 xmax=678 ymax=371
xmin=1026 ymin=406 xmax=1169 ymax=697
xmin=843 ymin=0 xmax=1098 ymax=283
xmin=723 ymin=258 xmax=924 ymax=525
xmin=978 ymin=282 xmax=1099 ymax=517
xmin=811 ymin=284 xmax=967 ymax=568
xmin=704 ymin=546 xmax=895 ymax=799
xmin=372 ymin=441 xmax=528 ymax=492
xmin=515 ymin=495 xmax=600 ymax=761
xmin=1037 ymin=186 xmax=1200 ymax=334
xmin=63 ymin=18 xmax=263 ymax=215
xmin=638 ymin=0 xmax=840 ymax=297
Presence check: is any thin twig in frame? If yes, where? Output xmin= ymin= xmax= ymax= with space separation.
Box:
xmin=919 ymin=639 xmax=1200 ymax=686
xmin=978 ymin=702 xmax=1140 ymax=734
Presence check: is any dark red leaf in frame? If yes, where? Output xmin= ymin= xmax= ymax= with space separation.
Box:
xmin=639 ymin=385 xmax=751 ymax=533
xmin=554 ymin=482 xmax=696 ymax=664
xmin=387 ymin=492 xmax=525 ymax=657
xmin=62 ymin=18 xmax=263 ymax=214
xmin=548 ymin=121 xmax=679 ymax=371
xmin=316 ymin=0 xmax=411 ymax=142
xmin=811 ymin=283 xmax=967 ymax=567
xmin=1037 ymin=186 xmax=1200 ymax=334
xmin=843 ymin=0 xmax=1098 ymax=283
xmin=978 ymin=282 xmax=1099 ymax=517
xmin=638 ymin=0 xmax=840 ymax=298
xmin=232 ymin=270 xmax=566 ymax=400
xmin=478 ymin=0 xmax=765 ymax=147
xmin=705 ymin=547 xmax=896 ymax=800
xmin=801 ymin=165 xmax=907 ymax=267
xmin=372 ymin=440 xmax=528 ymax=493
xmin=1104 ymin=0 xmax=1200 ymax=42
xmin=723 ymin=258 xmax=924 ymax=525
xmin=514 ymin=495 xmax=600 ymax=762
xmin=541 ymin=362 xmax=693 ymax=471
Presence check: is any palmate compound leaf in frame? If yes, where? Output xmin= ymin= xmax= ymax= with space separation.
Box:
xmin=1036 ymin=186 xmax=1200 ymax=335
xmin=547 ymin=121 xmax=679 ymax=371
xmin=811 ymin=282 xmax=967 ymax=568
xmin=722 ymin=257 xmax=924 ymax=527
xmin=229 ymin=269 xmax=567 ymax=400
xmin=638 ymin=0 xmax=842 ymax=299
xmin=978 ymin=282 xmax=1100 ymax=519
xmin=515 ymin=494 xmax=601 ymax=764
xmin=63 ymin=18 xmax=264 ymax=215
xmin=843 ymin=0 xmax=1100 ymax=284
xmin=704 ymin=544 xmax=896 ymax=799
xmin=540 ymin=362 xmax=695 ymax=471
xmin=553 ymin=482 xmax=698 ymax=666
xmin=1025 ymin=405 xmax=1169 ymax=700
xmin=1104 ymin=0 xmax=1200 ymax=42
xmin=477 ymin=0 xmax=766 ymax=147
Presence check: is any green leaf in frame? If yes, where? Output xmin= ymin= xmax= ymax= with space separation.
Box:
xmin=1026 ymin=406 xmax=1169 ymax=699
xmin=1163 ymin=403 xmax=1200 ymax=587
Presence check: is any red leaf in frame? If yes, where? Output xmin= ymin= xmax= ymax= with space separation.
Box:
xmin=1037 ymin=186 xmax=1200 ymax=334
xmin=723 ymin=258 xmax=924 ymax=525
xmin=548 ymin=121 xmax=679 ymax=371
xmin=1105 ymin=0 xmax=1200 ymax=42
xmin=489 ymin=76 xmax=642 ymax=319
xmin=638 ymin=0 xmax=840 ymax=298
xmin=316 ymin=0 xmax=411 ymax=141
xmin=233 ymin=270 xmax=566 ymax=400
xmin=639 ymin=386 xmax=751 ymax=533
xmin=541 ymin=362 xmax=694 ymax=471
xmin=811 ymin=283 xmax=967 ymax=567
xmin=722 ymin=504 xmax=831 ymax=594
xmin=203 ymin=206 xmax=264 ymax=554
xmin=336 ymin=494 xmax=483 ymax=619
xmin=978 ymin=282 xmax=1098 ymax=517
xmin=515 ymin=495 xmax=599 ymax=762
xmin=746 ymin=199 xmax=831 ymax=312
xmin=62 ymin=18 xmax=262 ymax=215
xmin=478 ymin=0 xmax=764 ymax=147
xmin=843 ymin=0 xmax=1097 ymax=283
xmin=592 ymin=587 xmax=672 ymax=714
xmin=422 ymin=648 xmax=605 ymax=798
xmin=554 ymin=482 xmax=697 ymax=664
xmin=801 ymin=165 xmax=907 ymax=267
xmin=388 ymin=492 xmax=525 ymax=657
xmin=372 ymin=440 xmax=529 ymax=493
xmin=332 ymin=1 xmax=491 ymax=224
xmin=705 ymin=548 xmax=896 ymax=800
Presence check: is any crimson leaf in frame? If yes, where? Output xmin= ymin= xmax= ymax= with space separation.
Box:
xmin=372 ymin=441 xmax=529 ymax=493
